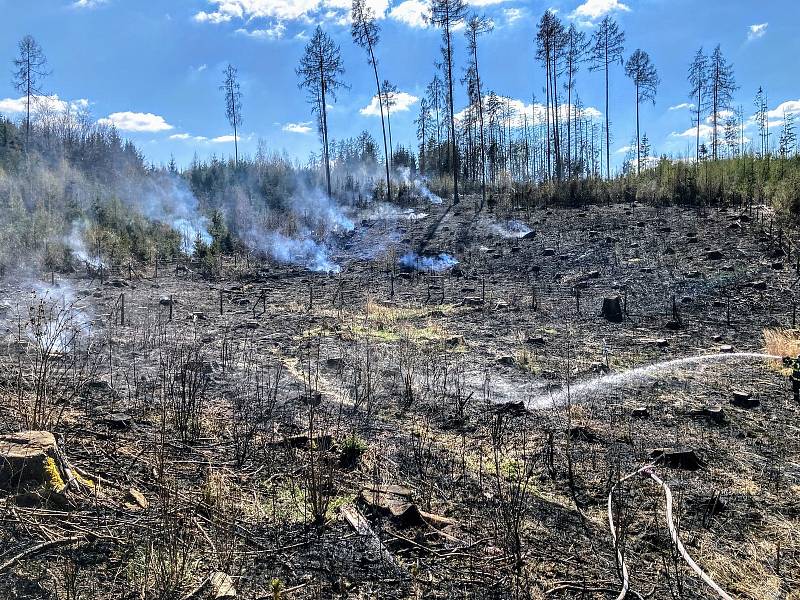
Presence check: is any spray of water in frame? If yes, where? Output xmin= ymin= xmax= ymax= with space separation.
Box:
xmin=528 ymin=352 xmax=780 ymax=409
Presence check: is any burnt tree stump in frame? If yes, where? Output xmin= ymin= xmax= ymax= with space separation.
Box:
xmin=601 ymin=296 xmax=623 ymax=323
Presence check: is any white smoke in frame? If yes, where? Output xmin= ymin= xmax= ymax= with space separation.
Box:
xmin=399 ymin=252 xmax=458 ymax=272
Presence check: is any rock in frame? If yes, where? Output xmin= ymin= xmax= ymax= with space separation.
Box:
xmin=496 ymin=355 xmax=516 ymax=367
xmin=650 ymin=448 xmax=704 ymax=470
xmin=125 ymin=487 xmax=149 ymax=510
xmin=526 ymin=336 xmax=547 ymax=345
xmin=568 ymin=426 xmax=600 ymax=443
xmin=684 ymin=270 xmax=702 ymax=278
xmin=325 ymin=357 xmax=344 ymax=369
xmin=655 ymin=339 xmax=669 ymax=348
xmin=590 ymin=362 xmax=610 ymax=374
xmin=705 ymin=249 xmax=724 ymax=260
xmin=752 ymin=281 xmax=767 ymax=291
xmin=494 ymin=401 xmax=527 ymax=416
xmin=542 ymin=248 xmax=556 ymax=257
xmin=209 ymin=572 xmax=237 ymax=599
xmin=665 ymin=320 xmax=681 ymax=330
xmin=731 ymin=390 xmax=760 ymax=409
xmin=521 ymin=231 xmax=536 ymax=240
xmin=587 ymin=270 xmax=601 ymax=279
xmin=772 ymin=262 xmax=784 ymax=270
xmin=461 ymin=296 xmax=484 ymax=307
xmin=85 ymin=379 xmax=115 ymax=395
xmin=444 ymin=335 xmax=465 ymax=349
xmin=601 ymin=296 xmax=623 ymax=323
xmin=632 ymin=406 xmax=649 ymax=418
xmin=0 ymin=431 xmax=60 ymax=487
xmin=720 ymin=345 xmax=734 ymax=353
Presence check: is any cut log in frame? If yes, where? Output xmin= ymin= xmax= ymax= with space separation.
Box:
xmin=601 ymin=296 xmax=623 ymax=323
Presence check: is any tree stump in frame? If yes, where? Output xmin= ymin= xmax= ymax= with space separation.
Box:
xmin=0 ymin=431 xmax=61 ymax=488
xmin=601 ymin=296 xmax=623 ymax=323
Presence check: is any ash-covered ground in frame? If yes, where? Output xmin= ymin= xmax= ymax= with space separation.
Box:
xmin=1 ymin=199 xmax=798 ymax=599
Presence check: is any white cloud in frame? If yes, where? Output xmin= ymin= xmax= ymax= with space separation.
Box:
xmin=669 ymin=102 xmax=694 ymax=111
xmin=671 ymin=124 xmax=715 ymax=140
xmin=193 ymin=0 xmax=321 ymax=24
xmin=0 ymin=94 xmax=89 ymax=116
xmin=360 ymin=91 xmax=419 ymax=116
xmin=748 ymin=23 xmax=768 ymax=41
xmin=767 ymin=100 xmax=800 ymax=120
xmin=282 ymin=121 xmax=313 ymax=134
xmin=504 ymin=7 xmax=524 ymax=24
xmin=570 ymin=0 xmax=630 ymax=24
xmin=211 ymin=134 xmax=240 ymax=143
xmin=454 ymin=95 xmax=602 ymax=128
xmin=169 ymin=133 xmax=209 ymax=141
xmin=98 ymin=111 xmax=173 ymax=132
xmin=72 ymin=0 xmax=107 ymax=8
xmin=389 ymin=0 xmax=429 ymax=28
xmin=236 ymin=21 xmax=286 ymax=39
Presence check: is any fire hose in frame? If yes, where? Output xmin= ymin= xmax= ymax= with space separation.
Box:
xmin=608 ymin=464 xmax=734 ymax=600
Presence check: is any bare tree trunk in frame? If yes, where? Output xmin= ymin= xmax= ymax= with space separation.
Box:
xmin=445 ymin=20 xmax=460 ymax=204
xmin=369 ymin=47 xmax=392 ymax=201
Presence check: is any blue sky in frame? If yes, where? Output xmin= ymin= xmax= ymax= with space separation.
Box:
xmin=1 ymin=0 xmax=798 ymax=171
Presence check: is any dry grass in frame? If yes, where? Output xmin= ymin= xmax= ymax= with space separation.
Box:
xmin=763 ymin=328 xmax=800 ymax=373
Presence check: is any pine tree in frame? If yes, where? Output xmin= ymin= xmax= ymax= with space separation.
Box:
xmin=351 ymin=0 xmax=392 ymax=200
xmin=687 ymin=48 xmax=707 ymax=165
xmin=429 ymin=0 xmax=468 ymax=203
xmin=624 ymin=49 xmax=659 ymax=174
xmin=589 ymin=16 xmax=625 ymax=179
xmin=220 ymin=64 xmax=243 ymax=166
xmin=296 ymin=26 xmax=346 ymax=198
xmin=708 ymin=45 xmax=737 ymax=160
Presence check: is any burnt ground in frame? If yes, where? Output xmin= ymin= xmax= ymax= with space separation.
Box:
xmin=1 ymin=199 xmax=799 ymax=599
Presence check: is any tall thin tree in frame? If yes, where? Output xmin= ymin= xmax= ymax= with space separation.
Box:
xmin=12 ymin=35 xmax=48 ymax=147
xmin=687 ymin=48 xmax=708 ymax=165
xmin=624 ymin=49 xmax=659 ymax=174
xmin=465 ymin=14 xmax=492 ymax=208
xmin=415 ymin=97 xmax=432 ymax=174
xmin=220 ymin=64 xmax=243 ymax=166
xmin=351 ymin=0 xmax=392 ymax=200
xmin=429 ymin=0 xmax=468 ymax=204
xmin=708 ymin=45 xmax=737 ymax=161
xmin=380 ymin=80 xmax=398 ymax=169
xmin=589 ymin=16 xmax=625 ymax=179
xmin=297 ymin=26 xmax=346 ymax=198
xmin=564 ymin=24 xmax=589 ymax=178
